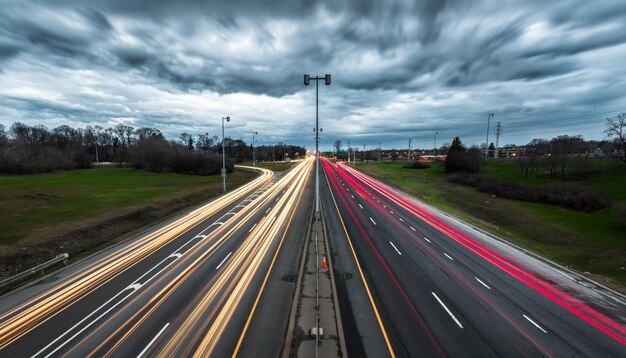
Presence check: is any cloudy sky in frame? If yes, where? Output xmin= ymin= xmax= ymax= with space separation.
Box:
xmin=1 ymin=0 xmax=625 ymax=150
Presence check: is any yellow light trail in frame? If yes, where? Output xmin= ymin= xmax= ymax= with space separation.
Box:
xmin=0 ymin=167 xmax=273 ymax=350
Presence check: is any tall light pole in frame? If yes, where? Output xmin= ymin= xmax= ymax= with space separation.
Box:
xmin=434 ymin=131 xmax=439 ymax=159
xmin=252 ymin=131 xmax=258 ymax=166
xmin=407 ymin=138 xmax=412 ymax=162
xmin=304 ymin=74 xmax=331 ymax=219
xmin=221 ymin=116 xmax=230 ymax=193
xmin=485 ymin=113 xmax=495 ymax=163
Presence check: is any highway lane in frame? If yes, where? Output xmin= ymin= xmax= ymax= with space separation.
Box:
xmin=0 ymin=158 xmax=313 ymax=357
xmin=321 ymin=158 xmax=626 ymax=357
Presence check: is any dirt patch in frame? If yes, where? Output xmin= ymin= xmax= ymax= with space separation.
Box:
xmin=0 ymin=189 xmax=214 ymax=280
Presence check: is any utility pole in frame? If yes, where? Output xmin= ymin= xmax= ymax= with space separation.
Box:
xmin=407 ymin=138 xmax=412 ymax=162
xmin=485 ymin=113 xmax=495 ymax=164
xmin=304 ymin=74 xmax=331 ymax=220
xmin=494 ymin=122 xmax=502 ymax=160
xmin=378 ymin=141 xmax=381 ymax=162
xmin=252 ymin=131 xmax=258 ymax=166
xmin=434 ymin=131 xmax=439 ymax=160
xmin=221 ymin=116 xmax=231 ymax=193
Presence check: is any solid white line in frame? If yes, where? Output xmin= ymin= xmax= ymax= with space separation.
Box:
xmin=137 ymin=323 xmax=170 ymax=358
xmin=475 ymin=277 xmax=491 ymax=290
xmin=444 ymin=253 xmax=454 ymax=261
xmin=249 ymin=223 xmax=258 ymax=233
xmin=369 ymin=217 xmax=377 ymax=225
xmin=423 ymin=237 xmax=431 ymax=243
xmin=432 ymin=292 xmax=463 ymax=328
xmin=216 ymin=252 xmax=233 ymax=270
xmin=523 ymin=315 xmax=547 ymax=333
xmin=389 ymin=241 xmax=402 ymax=255
xmin=410 ymin=226 xmax=416 ymax=231
xmin=358 ymin=204 xmax=363 ymax=209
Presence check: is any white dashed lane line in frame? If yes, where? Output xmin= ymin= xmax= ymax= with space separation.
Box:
xmin=475 ymin=277 xmax=491 ymax=290
xmin=523 ymin=315 xmax=548 ymax=334
xmin=389 ymin=241 xmax=402 ymax=255
xmin=370 ymin=217 xmax=377 ymax=225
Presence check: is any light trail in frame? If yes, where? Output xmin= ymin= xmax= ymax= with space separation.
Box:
xmin=334 ymin=160 xmax=626 ymax=346
xmin=0 ymin=167 xmax=273 ymax=350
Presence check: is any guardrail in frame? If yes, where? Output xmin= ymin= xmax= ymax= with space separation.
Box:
xmin=0 ymin=253 xmax=69 ymax=288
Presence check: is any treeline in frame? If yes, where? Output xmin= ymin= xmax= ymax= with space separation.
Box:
xmin=0 ymin=122 xmax=306 ymax=175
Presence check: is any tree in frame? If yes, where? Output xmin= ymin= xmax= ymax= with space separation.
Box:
xmin=449 ymin=136 xmax=464 ymax=152
xmin=604 ymin=113 xmax=626 ymax=163
xmin=488 ymin=142 xmax=495 ymax=158
xmin=333 ymin=139 xmax=342 ymax=156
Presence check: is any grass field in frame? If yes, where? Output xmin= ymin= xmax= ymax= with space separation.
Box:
xmin=239 ymin=160 xmax=297 ymax=172
xmin=0 ymin=168 xmax=257 ymax=245
xmin=355 ymin=159 xmax=626 ymax=290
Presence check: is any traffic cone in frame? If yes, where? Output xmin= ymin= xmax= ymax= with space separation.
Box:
xmin=321 ymin=256 xmax=328 ymax=269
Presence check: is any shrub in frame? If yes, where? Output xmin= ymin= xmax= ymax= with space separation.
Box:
xmin=403 ymin=162 xmax=430 ymax=169
xmin=448 ymin=173 xmax=610 ymax=212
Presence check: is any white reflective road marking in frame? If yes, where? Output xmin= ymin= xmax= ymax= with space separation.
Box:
xmin=432 ymin=292 xmax=463 ymax=328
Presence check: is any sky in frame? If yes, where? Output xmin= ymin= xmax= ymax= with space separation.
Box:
xmin=1 ymin=0 xmax=625 ymax=151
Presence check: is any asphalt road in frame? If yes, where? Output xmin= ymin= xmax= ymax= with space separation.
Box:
xmin=320 ymin=159 xmax=626 ymax=357
xmin=0 ymin=159 xmax=313 ymax=357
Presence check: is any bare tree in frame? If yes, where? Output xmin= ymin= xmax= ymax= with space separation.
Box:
xmin=333 ymin=139 xmax=342 ymax=156
xmin=604 ymin=113 xmax=626 ymax=163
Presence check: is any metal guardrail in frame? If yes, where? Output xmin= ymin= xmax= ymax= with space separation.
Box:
xmin=0 ymin=253 xmax=69 ymax=288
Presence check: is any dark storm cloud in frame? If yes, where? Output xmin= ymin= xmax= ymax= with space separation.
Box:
xmin=1 ymin=0 xmax=626 ymax=148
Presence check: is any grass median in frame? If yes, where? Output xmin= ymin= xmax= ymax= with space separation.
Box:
xmin=0 ymin=167 xmax=258 ymax=279
xmin=353 ymin=159 xmax=626 ymax=291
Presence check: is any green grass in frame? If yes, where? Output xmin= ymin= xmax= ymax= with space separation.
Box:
xmin=239 ymin=160 xmax=297 ymax=172
xmin=355 ymin=160 xmax=626 ymax=289
xmin=0 ymin=168 xmax=257 ymax=244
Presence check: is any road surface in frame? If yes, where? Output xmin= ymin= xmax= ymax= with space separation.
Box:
xmin=0 ymin=159 xmax=313 ymax=357
xmin=321 ymin=159 xmax=626 ymax=357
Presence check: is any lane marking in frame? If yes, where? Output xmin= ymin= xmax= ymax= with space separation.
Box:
xmin=410 ymin=226 xmax=416 ymax=231
xmin=444 ymin=253 xmax=454 ymax=261
xmin=323 ymin=171 xmax=396 ymax=357
xmin=423 ymin=237 xmax=431 ymax=243
xmin=265 ymin=207 xmax=271 ymax=214
xmin=137 ymin=323 xmax=170 ymax=358
xmin=248 ymin=223 xmax=258 ymax=233
xmin=358 ymin=204 xmax=363 ymax=209
xmin=383 ymin=205 xmax=387 ymax=208
xmin=475 ymin=277 xmax=491 ymax=290
xmin=216 ymin=252 xmax=232 ymax=270
xmin=523 ymin=315 xmax=548 ymax=333
xmin=168 ymin=253 xmax=182 ymax=259
xmin=369 ymin=217 xmax=377 ymax=225
xmin=275 ymin=197 xmax=280 ymax=201
xmin=399 ymin=218 xmax=404 ymax=222
xmin=432 ymin=292 xmax=463 ymax=328
xmin=126 ymin=283 xmax=142 ymax=291
xmin=351 ymin=194 xmax=355 ymax=199
xmin=389 ymin=210 xmax=394 ymax=214
xmin=389 ymin=241 xmax=402 ymax=255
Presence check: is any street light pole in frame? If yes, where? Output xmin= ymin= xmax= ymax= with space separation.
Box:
xmin=304 ymin=74 xmax=331 ymax=220
xmin=221 ymin=116 xmax=230 ymax=193
xmin=485 ymin=113 xmax=495 ymax=163
xmin=343 ymin=138 xmax=351 ymax=166
xmin=252 ymin=131 xmax=258 ymax=166
xmin=434 ymin=131 xmax=439 ymax=159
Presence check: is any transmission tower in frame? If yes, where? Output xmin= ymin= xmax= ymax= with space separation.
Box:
xmin=494 ymin=121 xmax=503 ymax=159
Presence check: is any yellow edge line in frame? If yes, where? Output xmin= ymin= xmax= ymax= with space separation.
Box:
xmin=324 ymin=161 xmax=396 ymax=358
xmin=231 ymin=163 xmax=310 ymax=357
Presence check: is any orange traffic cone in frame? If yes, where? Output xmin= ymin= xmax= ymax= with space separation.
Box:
xmin=321 ymin=256 xmax=328 ymax=269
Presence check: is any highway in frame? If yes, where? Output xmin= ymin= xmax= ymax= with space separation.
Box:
xmin=0 ymin=158 xmax=313 ymax=357
xmin=320 ymin=159 xmax=626 ymax=357
xmin=1 ymin=155 xmax=625 ymax=357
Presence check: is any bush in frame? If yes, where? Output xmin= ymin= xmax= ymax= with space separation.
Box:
xmin=445 ymin=148 xmax=482 ymax=173
xmin=403 ymin=162 xmax=430 ymax=169
xmin=448 ymin=173 xmax=610 ymax=212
